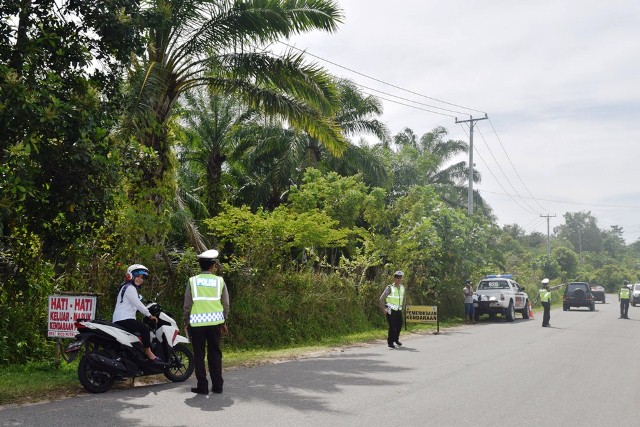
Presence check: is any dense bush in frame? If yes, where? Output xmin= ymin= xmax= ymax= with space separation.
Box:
xmin=224 ymin=271 xmax=380 ymax=349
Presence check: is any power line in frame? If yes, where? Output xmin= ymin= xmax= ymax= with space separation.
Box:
xmin=522 ymin=216 xmax=546 ymax=232
xmin=353 ymin=83 xmax=471 ymax=117
xmin=265 ymin=43 xmax=460 ymax=119
xmin=487 ymin=118 xmax=550 ymax=213
xmin=278 ymin=41 xmax=487 ymax=115
xmin=458 ymin=124 xmax=539 ymax=215
xmin=479 ymin=189 xmax=640 ymax=209
xmin=359 ymin=90 xmax=457 ymax=118
xmin=475 ymin=125 xmax=542 ymax=215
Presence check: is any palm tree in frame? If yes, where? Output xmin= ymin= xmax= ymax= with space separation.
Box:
xmin=334 ymin=79 xmax=390 ymax=143
xmin=228 ymin=122 xmax=306 ymax=210
xmin=179 ymin=88 xmax=257 ymax=216
xmin=393 ymin=127 xmax=419 ymax=149
xmin=390 ymin=126 xmax=487 ymax=210
xmin=419 ymin=126 xmax=471 ymax=187
xmin=321 ymin=79 xmax=390 ymax=187
xmin=123 ymin=0 xmax=347 ymax=203
xmin=222 ymin=78 xmax=391 ymax=210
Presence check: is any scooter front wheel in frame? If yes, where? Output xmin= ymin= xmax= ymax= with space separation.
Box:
xmin=164 ymin=344 xmax=194 ymax=382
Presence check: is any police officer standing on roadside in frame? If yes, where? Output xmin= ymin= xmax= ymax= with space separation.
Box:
xmin=379 ymin=271 xmax=405 ymax=349
xmin=183 ymin=249 xmax=229 ymax=395
xmin=619 ymin=280 xmax=631 ymax=319
xmin=539 ymin=278 xmax=552 ymax=327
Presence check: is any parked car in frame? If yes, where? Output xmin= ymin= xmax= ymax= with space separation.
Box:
xmin=563 ymin=282 xmax=595 ymax=311
xmin=473 ymin=274 xmax=530 ymax=322
xmin=631 ymin=284 xmax=640 ymax=306
xmin=590 ymin=285 xmax=606 ymax=303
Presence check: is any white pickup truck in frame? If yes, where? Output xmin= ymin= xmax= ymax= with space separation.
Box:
xmin=473 ymin=274 xmax=530 ymax=322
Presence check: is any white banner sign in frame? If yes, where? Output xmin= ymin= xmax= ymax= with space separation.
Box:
xmin=47 ymin=295 xmax=97 ymax=338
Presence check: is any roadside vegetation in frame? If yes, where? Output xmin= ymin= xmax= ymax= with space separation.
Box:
xmin=2 ymin=0 xmax=639 ymax=398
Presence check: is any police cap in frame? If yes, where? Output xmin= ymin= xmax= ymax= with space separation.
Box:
xmin=197 ymin=249 xmax=219 ymax=260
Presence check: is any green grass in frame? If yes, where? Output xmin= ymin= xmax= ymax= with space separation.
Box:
xmin=0 ymin=361 xmax=81 ymax=406
xmin=0 ymin=322 xmax=450 ymax=407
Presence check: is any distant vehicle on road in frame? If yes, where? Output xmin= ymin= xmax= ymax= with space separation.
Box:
xmin=630 ymin=284 xmax=640 ymax=306
xmin=590 ymin=285 xmax=606 ymax=303
xmin=563 ymin=282 xmax=596 ymax=311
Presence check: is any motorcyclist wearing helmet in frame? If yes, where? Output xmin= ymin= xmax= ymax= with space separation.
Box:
xmin=113 ymin=264 xmax=159 ymax=361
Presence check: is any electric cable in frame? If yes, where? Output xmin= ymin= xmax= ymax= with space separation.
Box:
xmin=487 ymin=118 xmax=551 ymax=213
xmin=358 ymin=90 xmax=457 ymax=118
xmin=475 ymin=126 xmax=542 ymax=214
xmin=458 ymin=123 xmax=539 ymax=215
xmin=278 ymin=41 xmax=487 ymax=115
xmin=478 ymin=189 xmax=640 ymax=209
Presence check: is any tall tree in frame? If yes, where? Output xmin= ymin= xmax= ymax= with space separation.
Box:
xmin=555 ymin=211 xmax=603 ymax=254
xmin=320 ymin=79 xmax=390 ymax=187
xmin=124 ymin=0 xmax=347 ymax=208
xmin=0 ymin=0 xmax=146 ymax=364
xmin=179 ymin=89 xmax=257 ymax=216
xmin=0 ymin=0 xmax=145 ymax=256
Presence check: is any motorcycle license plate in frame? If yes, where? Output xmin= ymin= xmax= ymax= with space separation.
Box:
xmin=63 ymin=339 xmax=84 ymax=363
xmin=65 ymin=340 xmax=83 ymax=353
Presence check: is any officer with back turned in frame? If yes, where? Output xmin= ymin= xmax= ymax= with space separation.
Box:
xmin=183 ymin=249 xmax=229 ymax=395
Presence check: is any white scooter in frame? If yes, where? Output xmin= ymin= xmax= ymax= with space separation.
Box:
xmin=65 ymin=301 xmax=193 ymax=393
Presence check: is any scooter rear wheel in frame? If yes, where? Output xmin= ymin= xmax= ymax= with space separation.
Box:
xmin=78 ymin=351 xmax=116 ymax=393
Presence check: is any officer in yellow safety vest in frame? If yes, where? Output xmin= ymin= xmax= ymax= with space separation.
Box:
xmin=619 ymin=280 xmax=631 ymax=319
xmin=539 ymin=278 xmax=552 ymax=327
xmin=379 ymin=271 xmax=406 ymax=349
xmin=183 ymin=249 xmax=229 ymax=395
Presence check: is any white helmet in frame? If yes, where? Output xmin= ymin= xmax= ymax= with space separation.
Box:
xmin=125 ymin=264 xmax=149 ymax=281
xmin=197 ymin=249 xmax=219 ymax=259
xmin=541 ymin=278 xmax=549 ymax=284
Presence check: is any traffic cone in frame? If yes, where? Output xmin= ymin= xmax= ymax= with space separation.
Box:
xmin=528 ymin=301 xmax=535 ymax=319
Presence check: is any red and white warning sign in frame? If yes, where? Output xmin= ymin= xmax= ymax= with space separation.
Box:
xmin=47 ymin=295 xmax=97 ymax=338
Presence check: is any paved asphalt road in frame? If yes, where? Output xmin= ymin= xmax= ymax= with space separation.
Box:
xmin=3 ymin=295 xmax=640 ymax=427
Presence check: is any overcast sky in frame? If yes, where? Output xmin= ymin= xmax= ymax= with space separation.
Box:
xmin=283 ymin=0 xmax=640 ymax=243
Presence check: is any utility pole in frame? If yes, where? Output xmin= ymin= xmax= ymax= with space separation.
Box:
xmin=455 ymin=114 xmax=488 ymax=214
xmin=540 ymin=214 xmax=556 ymax=256
xmin=577 ymin=227 xmax=582 ymax=263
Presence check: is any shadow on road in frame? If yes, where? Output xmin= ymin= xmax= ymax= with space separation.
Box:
xmin=1 ymin=349 xmax=415 ymax=423
xmin=210 ymin=351 xmax=413 ymax=414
